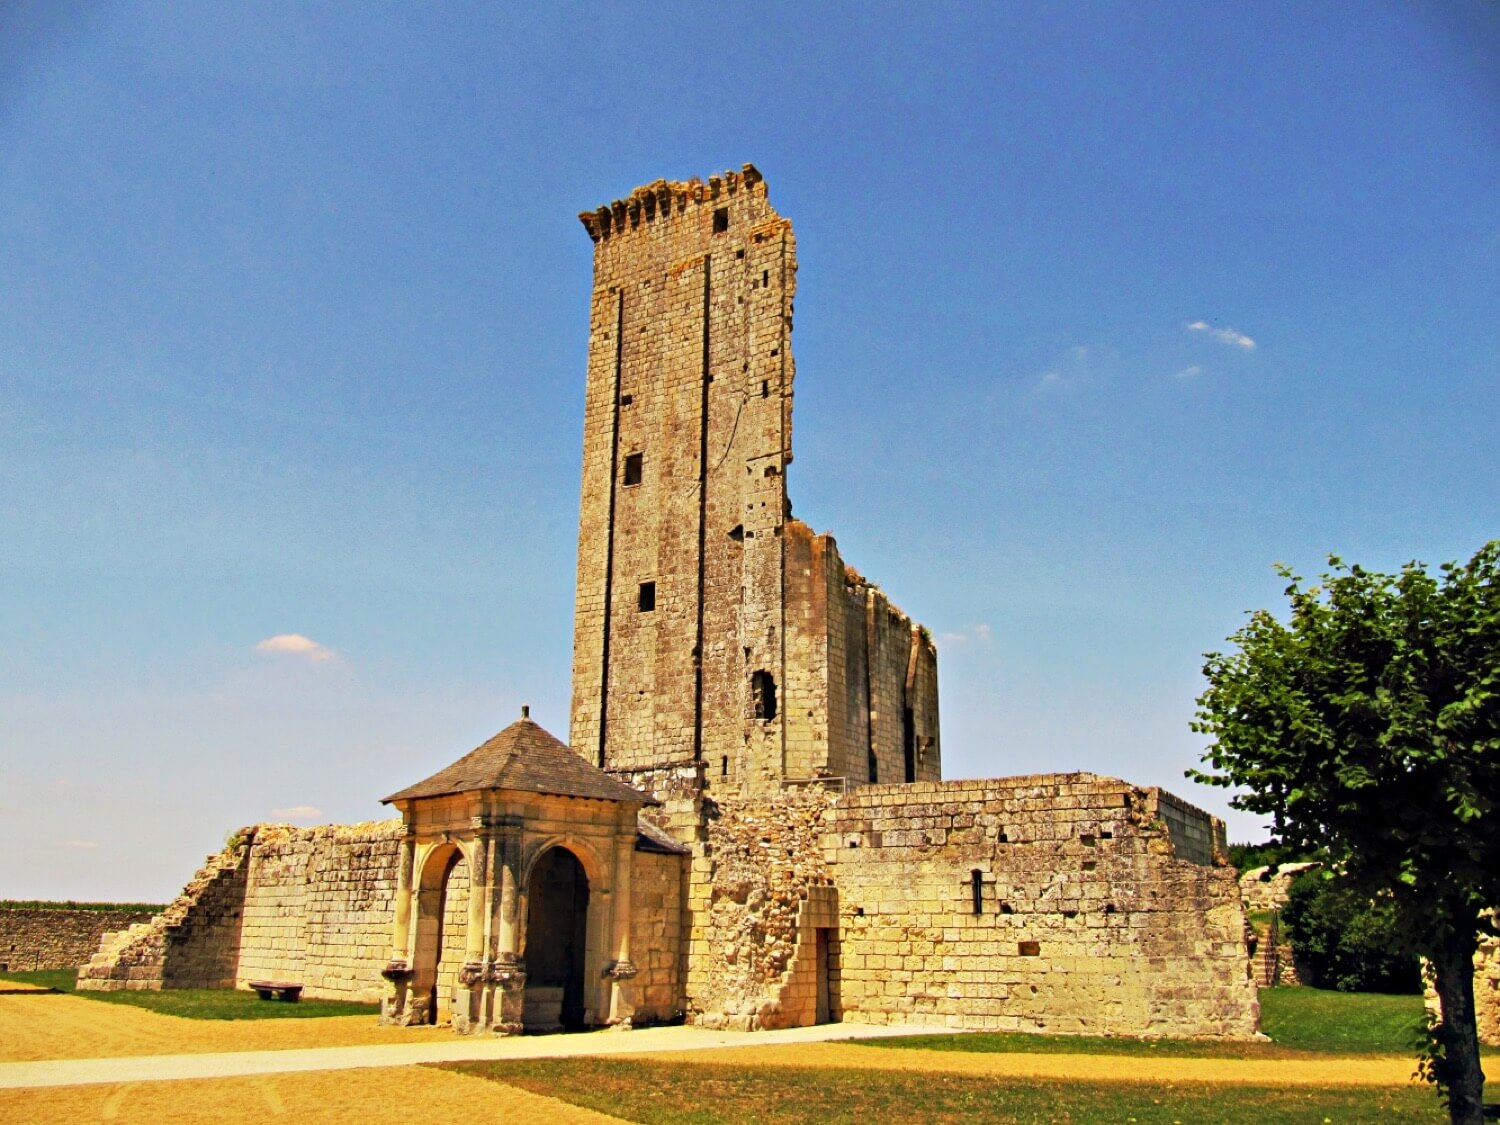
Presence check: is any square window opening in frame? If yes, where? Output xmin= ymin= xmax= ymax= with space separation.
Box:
xmin=712 ymin=207 xmax=729 ymax=233
xmin=623 ymin=452 xmax=643 ymax=486
xmin=638 ymin=582 xmax=656 ymax=612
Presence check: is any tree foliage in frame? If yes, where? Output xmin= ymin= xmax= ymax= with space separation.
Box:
xmin=1280 ymin=871 xmax=1421 ymax=994
xmin=1190 ymin=542 xmax=1500 ymax=1123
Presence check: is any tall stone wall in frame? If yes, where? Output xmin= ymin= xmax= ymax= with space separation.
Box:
xmin=678 ymin=774 xmax=1258 ymax=1039
xmin=0 ymin=908 xmax=157 ymax=973
xmin=235 ymin=822 xmax=402 ymax=1003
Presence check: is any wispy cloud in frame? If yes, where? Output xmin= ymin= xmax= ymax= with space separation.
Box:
xmin=64 ymin=839 xmax=99 ymax=849
xmin=1187 ymin=321 xmax=1255 ymax=349
xmin=271 ymin=805 xmax=324 ymax=821
xmin=940 ymin=624 xmax=992 ymax=646
xmin=1173 ymin=365 xmax=1202 ymax=380
xmin=1033 ymin=345 xmax=1093 ymax=394
xmin=254 ymin=633 xmax=336 ymax=662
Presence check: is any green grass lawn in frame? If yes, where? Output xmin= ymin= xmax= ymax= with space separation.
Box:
xmin=441 ymin=1058 xmax=1445 ymax=1124
xmin=0 ymin=968 xmax=379 ymax=1020
xmin=856 ymin=987 xmax=1445 ymax=1059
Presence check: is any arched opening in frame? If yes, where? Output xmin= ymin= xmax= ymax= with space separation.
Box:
xmin=411 ymin=844 xmax=468 ymax=1025
xmin=523 ymin=846 xmax=589 ymax=1031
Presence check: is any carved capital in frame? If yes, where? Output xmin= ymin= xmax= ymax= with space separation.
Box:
xmin=603 ymin=958 xmax=639 ymax=981
xmin=381 ymin=960 xmax=414 ymax=983
xmin=457 ymin=961 xmax=486 ymax=987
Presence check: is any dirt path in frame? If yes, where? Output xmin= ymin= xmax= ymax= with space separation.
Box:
xmin=0 ymin=993 xmax=453 ymax=1062
xmin=0 ymin=1064 xmax=627 ymax=1124
xmin=631 ymin=1040 xmax=1419 ymax=1087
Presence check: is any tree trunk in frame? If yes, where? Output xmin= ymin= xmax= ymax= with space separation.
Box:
xmin=1431 ymin=932 xmax=1486 ymax=1125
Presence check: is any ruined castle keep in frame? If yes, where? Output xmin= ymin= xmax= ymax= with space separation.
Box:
xmin=80 ymin=166 xmax=1261 ymax=1040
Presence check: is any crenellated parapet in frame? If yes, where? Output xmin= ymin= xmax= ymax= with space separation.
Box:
xmin=578 ymin=163 xmax=765 ymax=242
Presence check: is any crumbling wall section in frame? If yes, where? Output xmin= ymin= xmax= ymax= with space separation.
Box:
xmin=79 ymin=831 xmax=253 ymax=991
xmin=81 ymin=822 xmax=401 ymax=1001
xmin=0 ymin=907 xmax=158 ymax=973
xmin=827 ymin=776 xmax=1259 ymax=1038
xmin=684 ymin=790 xmax=835 ymax=1029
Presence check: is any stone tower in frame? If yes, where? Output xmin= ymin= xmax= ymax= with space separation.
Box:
xmin=570 ymin=165 xmax=940 ymax=798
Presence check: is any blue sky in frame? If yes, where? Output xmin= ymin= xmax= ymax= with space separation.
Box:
xmin=2 ymin=1 xmax=1496 ymax=901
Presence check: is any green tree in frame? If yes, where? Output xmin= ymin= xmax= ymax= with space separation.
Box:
xmin=1190 ymin=542 xmax=1499 ymax=1125
xmin=1280 ymin=870 xmax=1421 ymax=994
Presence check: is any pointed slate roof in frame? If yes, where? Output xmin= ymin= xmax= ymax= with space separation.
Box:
xmin=382 ymin=710 xmax=656 ymax=806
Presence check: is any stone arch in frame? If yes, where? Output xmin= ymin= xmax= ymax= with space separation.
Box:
xmin=520 ymin=840 xmax=604 ymax=1030
xmin=411 ymin=841 xmax=470 ymax=1025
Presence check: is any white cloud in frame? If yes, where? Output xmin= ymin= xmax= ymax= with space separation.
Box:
xmin=254 ymin=633 xmax=336 ymax=662
xmin=939 ymin=624 xmax=992 ymax=647
xmin=1033 ymin=345 xmax=1092 ymax=393
xmin=1187 ymin=321 xmax=1255 ymax=349
xmin=1174 ymin=365 xmax=1202 ymax=380
xmin=270 ymin=805 xmax=324 ymax=821
xmin=64 ymin=839 xmax=98 ymax=849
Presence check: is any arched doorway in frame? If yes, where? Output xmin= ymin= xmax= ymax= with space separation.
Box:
xmin=411 ymin=844 xmax=469 ymax=1025
xmin=523 ymin=846 xmax=589 ymax=1030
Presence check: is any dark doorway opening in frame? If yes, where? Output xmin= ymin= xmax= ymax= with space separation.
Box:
xmin=525 ymin=847 xmax=590 ymax=1030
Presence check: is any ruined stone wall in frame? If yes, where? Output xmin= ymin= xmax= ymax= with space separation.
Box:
xmin=235 ymin=822 xmax=402 ymax=1003
xmin=1476 ymin=934 xmax=1499 ymax=1047
xmin=0 ymin=908 xmax=156 ymax=972
xmin=783 ymin=524 xmax=941 ymax=787
xmin=81 ymin=822 xmax=401 ymax=1000
xmin=828 ymin=777 xmax=1256 ymax=1038
xmin=683 ymin=789 xmax=835 ymax=1030
xmin=680 ymin=776 xmax=1258 ymax=1039
xmin=569 ymin=167 xmax=939 ymax=800
xmin=80 ymin=832 xmax=253 ymax=991
xmin=630 ymin=847 xmax=686 ymax=1023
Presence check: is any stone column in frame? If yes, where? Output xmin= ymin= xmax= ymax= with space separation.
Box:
xmin=452 ymin=831 xmax=489 ymax=1034
xmin=605 ymin=827 xmax=638 ymax=1027
xmin=487 ymin=817 xmax=526 ymax=1035
xmin=379 ymin=833 xmax=417 ymax=1025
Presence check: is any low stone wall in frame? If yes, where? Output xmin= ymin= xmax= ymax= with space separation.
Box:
xmin=0 ymin=907 xmax=157 ymax=972
xmin=1239 ymin=862 xmax=1321 ymax=915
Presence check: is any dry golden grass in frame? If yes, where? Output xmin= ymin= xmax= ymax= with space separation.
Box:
xmin=0 ymin=1065 xmax=626 ymax=1124
xmin=0 ymin=992 xmax=453 ymax=1062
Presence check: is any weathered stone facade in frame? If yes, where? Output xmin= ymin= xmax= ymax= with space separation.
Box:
xmin=0 ymin=907 xmax=156 ymax=973
xmin=570 ymin=166 xmax=939 ymax=797
xmin=81 ymin=165 xmax=1260 ymax=1041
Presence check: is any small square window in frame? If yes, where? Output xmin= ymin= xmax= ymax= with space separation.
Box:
xmin=638 ymin=582 xmax=656 ymax=612
xmin=623 ymin=452 xmax=643 ymax=486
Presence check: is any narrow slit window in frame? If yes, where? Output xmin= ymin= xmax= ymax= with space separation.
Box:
xmin=623 ymin=452 xmax=643 ymax=486
xmin=638 ymin=582 xmax=656 ymax=612
xmin=712 ymin=207 xmax=729 ymax=233
xmin=970 ymin=870 xmax=983 ymax=916
xmin=721 ymin=756 xmax=728 ymax=777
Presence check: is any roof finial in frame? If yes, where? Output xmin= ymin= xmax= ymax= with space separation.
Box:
xmin=521 ymin=704 xmax=530 ymax=720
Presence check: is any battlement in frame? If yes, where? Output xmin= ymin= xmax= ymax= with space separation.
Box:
xmin=578 ymin=163 xmax=766 ymax=242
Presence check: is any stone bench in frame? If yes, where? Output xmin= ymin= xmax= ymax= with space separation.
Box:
xmin=247 ymin=980 xmax=303 ymax=1002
